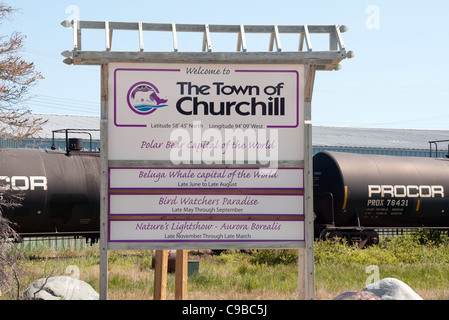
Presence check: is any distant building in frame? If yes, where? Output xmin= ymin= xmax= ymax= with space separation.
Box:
xmin=313 ymin=126 xmax=449 ymax=158
xmin=0 ymin=114 xmax=100 ymax=151
xmin=1 ymin=114 xmax=447 ymax=158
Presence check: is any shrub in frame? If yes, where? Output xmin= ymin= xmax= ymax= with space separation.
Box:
xmin=249 ymin=249 xmax=298 ymax=265
xmin=314 ymin=234 xmax=449 ymax=265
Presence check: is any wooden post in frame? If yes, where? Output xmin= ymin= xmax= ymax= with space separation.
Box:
xmin=99 ymin=63 xmax=109 ymax=300
xmin=153 ymin=250 xmax=168 ymax=300
xmin=175 ymin=250 xmax=188 ymax=300
xmin=297 ymin=248 xmax=306 ymax=299
xmin=300 ymin=60 xmax=317 ymax=300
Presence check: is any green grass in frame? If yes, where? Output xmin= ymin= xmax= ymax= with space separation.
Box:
xmin=3 ymin=233 xmax=449 ymax=300
xmin=187 ymin=251 xmax=298 ymax=298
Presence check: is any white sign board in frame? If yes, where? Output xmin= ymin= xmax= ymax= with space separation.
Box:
xmin=107 ymin=63 xmax=305 ymax=248
xmin=109 ymin=194 xmax=304 ymax=215
xmin=109 ymin=220 xmax=304 ymax=243
xmin=109 ymin=167 xmax=304 ymax=189
xmin=108 ymin=63 xmax=304 ymax=161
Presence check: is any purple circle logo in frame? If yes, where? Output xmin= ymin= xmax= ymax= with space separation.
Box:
xmin=127 ymin=81 xmax=168 ymax=115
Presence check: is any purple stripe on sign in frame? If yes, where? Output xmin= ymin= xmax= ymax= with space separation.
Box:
xmin=108 ymin=215 xmax=304 ymax=220
xmin=108 ymin=240 xmax=304 ymax=243
xmin=108 ymin=188 xmax=303 ymax=193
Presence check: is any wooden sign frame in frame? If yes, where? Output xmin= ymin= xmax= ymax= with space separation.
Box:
xmin=63 ymin=20 xmax=352 ymax=301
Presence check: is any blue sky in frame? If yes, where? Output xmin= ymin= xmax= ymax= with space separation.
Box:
xmin=3 ymin=0 xmax=449 ymax=129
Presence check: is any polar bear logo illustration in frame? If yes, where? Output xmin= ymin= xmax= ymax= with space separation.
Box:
xmin=127 ymin=82 xmax=168 ymax=115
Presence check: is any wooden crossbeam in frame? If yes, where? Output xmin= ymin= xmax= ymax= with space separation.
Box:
xmin=172 ymin=23 xmax=178 ymax=52
xmin=62 ymin=21 xmax=352 ymax=70
xmin=138 ymin=22 xmax=144 ymax=52
xmin=303 ymin=25 xmax=312 ymax=52
xmin=105 ymin=21 xmax=112 ymax=51
xmin=202 ymin=24 xmax=212 ymax=52
xmin=237 ymin=24 xmax=247 ymax=52
xmin=63 ymin=21 xmax=348 ymax=53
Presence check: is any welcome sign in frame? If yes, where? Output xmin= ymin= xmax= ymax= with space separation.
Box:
xmin=109 ymin=63 xmax=304 ymax=161
xmin=107 ymin=63 xmax=306 ymax=249
xmin=64 ymin=20 xmax=351 ymax=300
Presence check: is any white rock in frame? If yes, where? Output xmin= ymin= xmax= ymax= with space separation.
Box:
xmin=362 ymin=278 xmax=422 ymax=300
xmin=334 ymin=291 xmax=380 ymax=300
xmin=24 ymin=276 xmax=99 ymax=300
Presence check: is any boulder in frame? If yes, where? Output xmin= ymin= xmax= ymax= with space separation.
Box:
xmin=24 ymin=276 xmax=99 ymax=300
xmin=334 ymin=290 xmax=380 ymax=300
xmin=362 ymin=278 xmax=422 ymax=300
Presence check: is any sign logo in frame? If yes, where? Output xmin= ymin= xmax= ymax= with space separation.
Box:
xmin=127 ymin=81 xmax=168 ymax=115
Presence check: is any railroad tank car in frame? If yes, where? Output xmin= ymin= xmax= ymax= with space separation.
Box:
xmin=313 ymin=150 xmax=449 ymax=246
xmin=0 ymin=148 xmax=100 ymax=240
xmin=4 ymin=146 xmax=449 ymax=247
